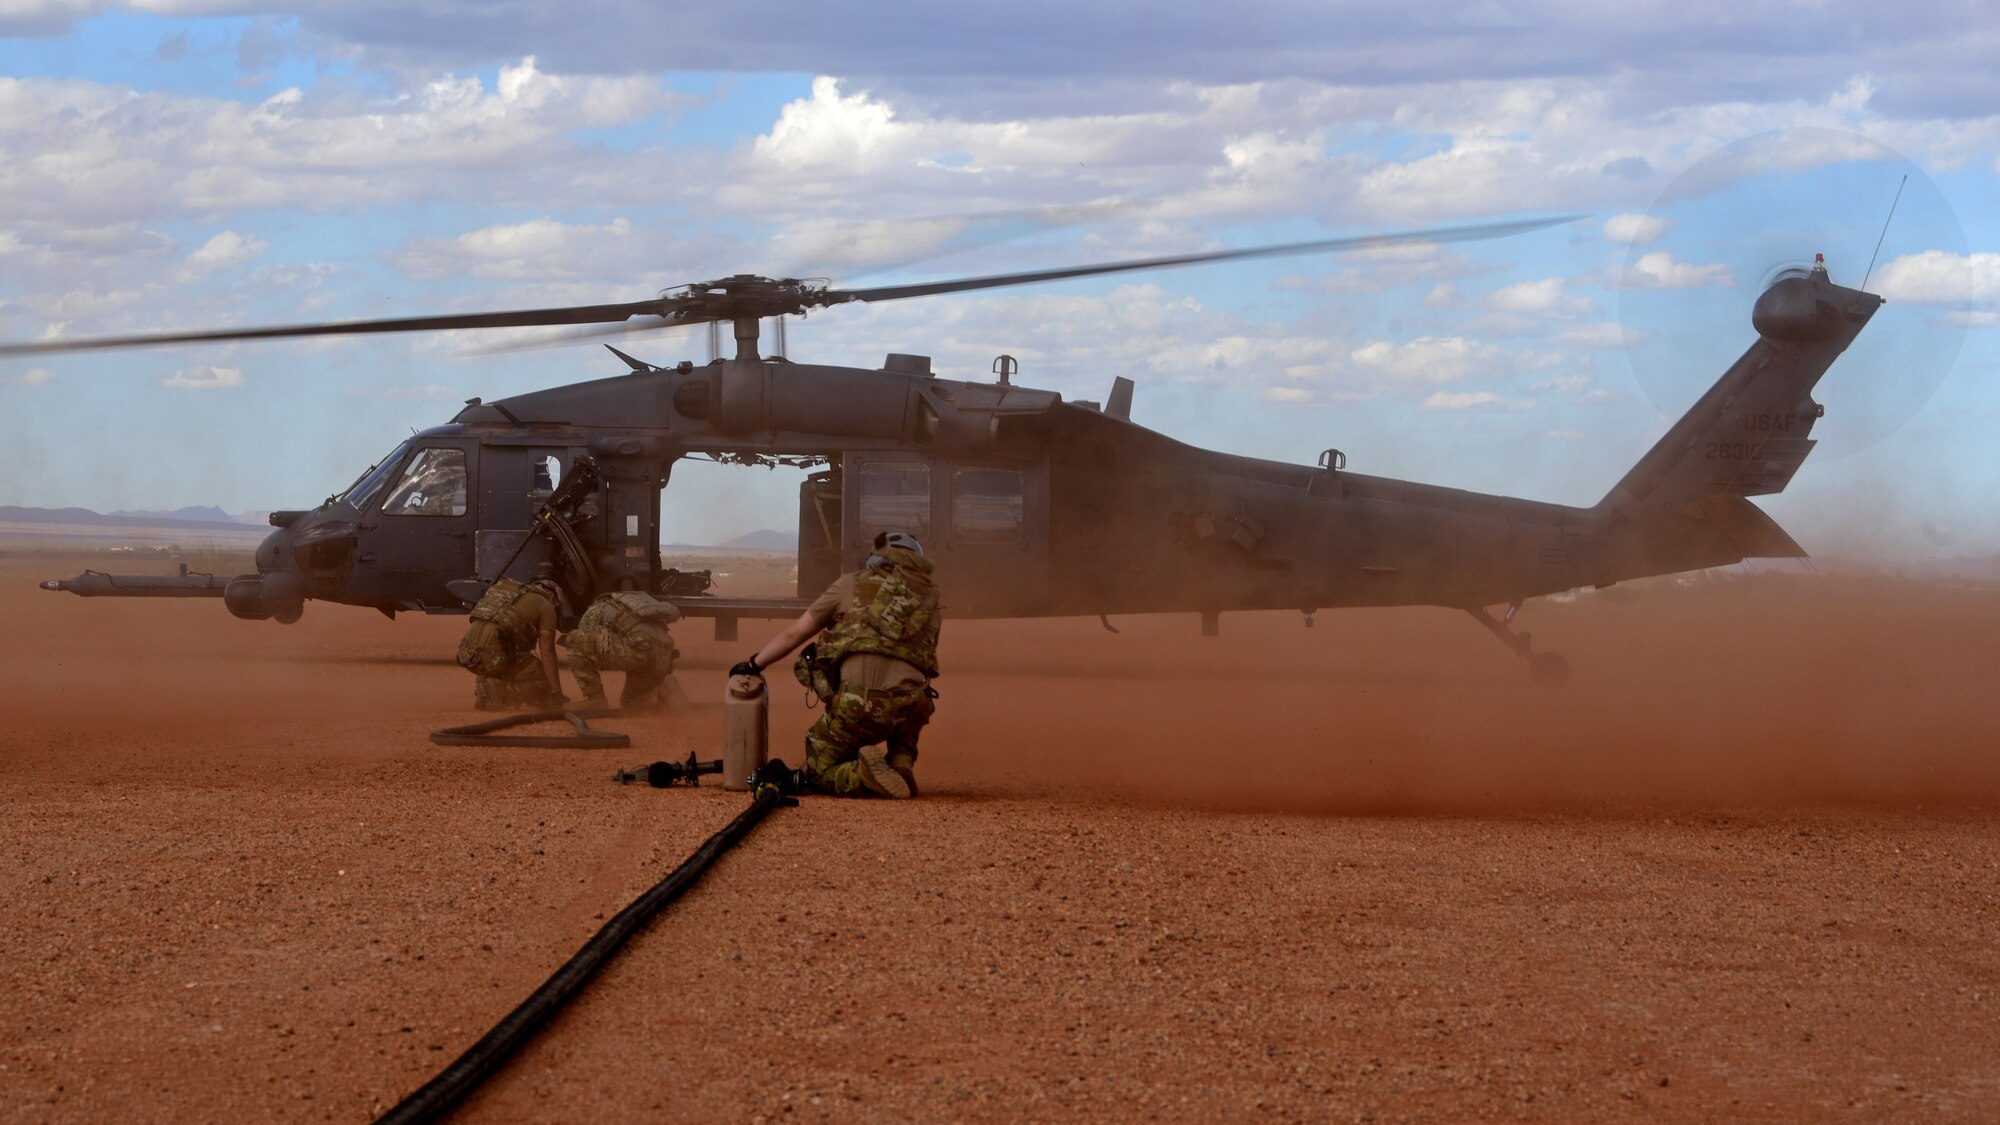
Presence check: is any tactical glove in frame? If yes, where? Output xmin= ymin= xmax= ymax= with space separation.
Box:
xmin=728 ymin=658 xmax=764 ymax=678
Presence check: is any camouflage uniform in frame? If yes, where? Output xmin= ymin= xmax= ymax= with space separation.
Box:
xmin=794 ymin=546 xmax=941 ymax=796
xmin=457 ymin=578 xmax=562 ymax=710
xmin=563 ymin=591 xmax=681 ymax=708
xmin=804 ymin=686 xmax=936 ymax=796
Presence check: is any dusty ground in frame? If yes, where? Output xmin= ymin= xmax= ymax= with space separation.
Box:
xmin=3 ymin=552 xmax=1999 ymax=1122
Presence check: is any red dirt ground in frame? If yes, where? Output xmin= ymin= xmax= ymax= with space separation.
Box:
xmin=4 ymin=565 xmax=1999 ymax=1122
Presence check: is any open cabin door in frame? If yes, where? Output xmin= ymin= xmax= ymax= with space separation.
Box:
xmin=474 ymin=446 xmax=576 ymax=583
xmin=798 ymin=467 xmax=843 ymax=597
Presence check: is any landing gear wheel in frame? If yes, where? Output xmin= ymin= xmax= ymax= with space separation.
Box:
xmin=1529 ymin=651 xmax=1570 ymax=688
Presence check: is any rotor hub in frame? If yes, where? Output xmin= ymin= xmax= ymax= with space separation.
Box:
xmin=662 ymin=275 xmax=840 ymax=323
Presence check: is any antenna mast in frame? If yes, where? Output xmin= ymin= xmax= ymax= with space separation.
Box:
xmin=1862 ymin=174 xmax=1908 ymax=292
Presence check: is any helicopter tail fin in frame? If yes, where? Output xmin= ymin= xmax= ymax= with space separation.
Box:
xmin=1597 ymin=271 xmax=1880 ymax=520
xmin=1585 ymin=271 xmax=1881 ymax=578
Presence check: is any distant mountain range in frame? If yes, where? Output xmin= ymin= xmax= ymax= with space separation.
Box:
xmin=107 ymin=505 xmax=269 ymax=526
xmin=0 ymin=504 xmax=265 ymax=530
xmin=721 ymin=529 xmax=797 ymax=551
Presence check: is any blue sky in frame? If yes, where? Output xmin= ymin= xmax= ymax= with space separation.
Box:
xmin=3 ymin=2 xmax=1998 ymax=558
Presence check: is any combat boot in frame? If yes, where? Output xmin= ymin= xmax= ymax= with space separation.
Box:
xmin=854 ymin=745 xmax=912 ymax=799
xmin=885 ymin=751 xmax=919 ymax=798
xmin=472 ymin=678 xmax=503 ymax=712
xmin=660 ymin=675 xmax=696 ymax=712
xmin=620 ymin=688 xmax=662 ymax=713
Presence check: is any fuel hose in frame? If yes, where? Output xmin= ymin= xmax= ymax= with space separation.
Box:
xmin=374 ymin=784 xmax=791 ymax=1124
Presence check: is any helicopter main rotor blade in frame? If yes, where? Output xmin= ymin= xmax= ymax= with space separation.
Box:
xmin=0 ymin=213 xmax=1580 ymax=359
xmin=826 ymin=215 xmax=1584 ymax=306
xmin=456 ymin=315 xmax=704 ymax=358
xmin=0 ymin=298 xmax=680 ymax=358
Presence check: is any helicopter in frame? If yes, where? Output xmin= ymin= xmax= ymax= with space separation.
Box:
xmin=9 ymin=220 xmax=1881 ymax=686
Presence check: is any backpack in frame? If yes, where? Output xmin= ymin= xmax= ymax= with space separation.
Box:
xmin=456 ymin=578 xmax=543 ymax=675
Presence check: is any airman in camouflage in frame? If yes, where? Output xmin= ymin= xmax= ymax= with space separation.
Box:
xmin=563 ymin=590 xmax=682 ymax=710
xmin=457 ymin=576 xmax=566 ymax=710
xmin=733 ymin=531 xmax=939 ymax=799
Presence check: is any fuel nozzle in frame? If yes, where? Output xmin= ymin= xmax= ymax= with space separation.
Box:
xmin=613 ymin=753 xmax=723 ymax=787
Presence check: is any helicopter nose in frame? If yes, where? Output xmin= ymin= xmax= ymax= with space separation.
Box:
xmin=255 ymin=525 xmax=292 ymax=573
xmin=222 ymin=524 xmax=309 ymax=622
xmin=224 ymin=568 xmax=305 ymax=623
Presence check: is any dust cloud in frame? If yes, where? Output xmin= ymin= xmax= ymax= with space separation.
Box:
xmin=8 ymin=548 xmax=1997 ymax=817
xmin=884 ymin=572 xmax=2000 ymax=816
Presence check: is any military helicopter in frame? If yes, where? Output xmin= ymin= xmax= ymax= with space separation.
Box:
xmin=10 ymin=219 xmax=1881 ymax=685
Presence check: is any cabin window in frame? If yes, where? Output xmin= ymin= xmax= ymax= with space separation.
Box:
xmin=382 ymin=448 xmax=468 ymax=517
xmin=857 ymin=462 xmax=930 ymax=539
xmin=951 ymin=467 xmax=1024 ymax=544
xmin=533 ymin=454 xmax=562 ymax=493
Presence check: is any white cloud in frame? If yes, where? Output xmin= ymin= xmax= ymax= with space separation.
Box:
xmin=1554 ymin=323 xmax=1633 ymax=348
xmin=182 ymin=230 xmax=268 ymax=274
xmin=1481 ymin=277 xmax=1594 ymax=316
xmin=1827 ymin=76 xmax=1875 ymax=115
xmin=1350 ymin=335 xmax=1505 ymax=384
xmin=1422 ymin=390 xmax=1502 ymax=410
xmin=1155 ymin=332 xmax=1341 ymax=384
xmin=1873 ymin=251 xmax=2000 ymax=304
xmin=0 ymin=58 xmax=677 ymax=228
xmin=754 ymin=77 xmax=904 ymax=172
xmin=161 ymin=365 xmax=243 ymax=390
xmin=1624 ymin=251 xmax=1734 ymax=290
xmin=763 ymin=215 xmax=976 ymax=278
xmin=0 ymin=366 xmax=53 ymax=385
xmin=0 ymin=0 xmax=103 ymax=35
xmin=1261 ymin=386 xmax=1314 ymax=403
xmin=397 ymin=217 xmax=637 ymax=281
xmin=1939 ymin=310 xmax=1999 ymax=327
xmin=726 ymin=75 xmax=1348 ymax=228
xmin=1603 ymin=213 xmax=1669 ymax=244
xmin=1531 ymin=373 xmax=1595 ymax=394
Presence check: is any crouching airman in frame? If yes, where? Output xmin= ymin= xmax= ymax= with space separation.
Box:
xmin=457 ymin=574 xmax=566 ymax=711
xmin=735 ymin=531 xmax=939 ymax=798
xmin=564 ymin=590 xmax=683 ymax=710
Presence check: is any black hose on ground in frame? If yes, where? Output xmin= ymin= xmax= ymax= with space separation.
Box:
xmin=374 ymin=785 xmax=791 ymax=1125
xmin=428 ymin=708 xmax=630 ymax=749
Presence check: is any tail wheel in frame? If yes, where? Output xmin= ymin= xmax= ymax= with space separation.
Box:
xmin=1530 ymin=651 xmax=1570 ymax=688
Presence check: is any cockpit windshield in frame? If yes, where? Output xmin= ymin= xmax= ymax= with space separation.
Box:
xmin=381 ymin=447 xmax=468 ymax=517
xmin=337 ymin=440 xmax=413 ymax=511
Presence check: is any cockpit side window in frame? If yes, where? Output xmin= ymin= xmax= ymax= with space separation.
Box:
xmin=381 ymin=447 xmax=469 ymax=517
xmin=339 ymin=439 xmax=413 ymax=511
